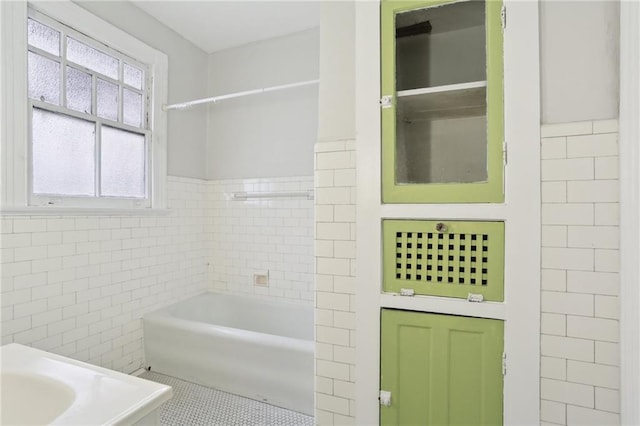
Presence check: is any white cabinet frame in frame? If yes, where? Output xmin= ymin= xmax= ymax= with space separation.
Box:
xmin=619 ymin=2 xmax=640 ymax=424
xmin=355 ymin=2 xmax=541 ymax=424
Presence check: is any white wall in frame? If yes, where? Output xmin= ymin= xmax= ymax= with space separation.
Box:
xmin=207 ymin=29 xmax=319 ymax=180
xmin=314 ymin=2 xmax=357 ymax=424
xmin=317 ymin=7 xmax=355 ymax=144
xmin=540 ymin=1 xmax=620 ymax=124
xmin=76 ymin=1 xmax=209 ymax=180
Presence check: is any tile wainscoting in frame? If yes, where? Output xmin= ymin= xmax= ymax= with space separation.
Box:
xmin=1 ymin=176 xmax=209 ymax=373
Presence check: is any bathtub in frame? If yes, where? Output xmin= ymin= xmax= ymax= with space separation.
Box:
xmin=143 ymin=292 xmax=314 ymax=415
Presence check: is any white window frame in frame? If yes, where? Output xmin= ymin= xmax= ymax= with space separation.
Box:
xmin=1 ymin=0 xmax=168 ymax=213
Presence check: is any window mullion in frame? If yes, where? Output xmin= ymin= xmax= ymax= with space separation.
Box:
xmin=119 ymin=59 xmax=124 ymax=124
xmin=145 ymin=73 xmax=151 ymax=129
xmin=61 ymin=29 xmax=67 ymax=108
xmin=95 ymin=121 xmax=101 ymax=198
xmin=27 ymin=101 xmax=35 ymax=204
xmin=122 ymin=83 xmax=144 ymax=96
xmin=66 ymin=60 xmax=121 ymax=86
xmin=93 ymin=69 xmax=100 ymax=198
xmin=91 ymin=71 xmax=97 ymax=119
xmin=27 ymin=45 xmax=61 ymax=62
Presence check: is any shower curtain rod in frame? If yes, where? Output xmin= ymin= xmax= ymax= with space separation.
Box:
xmin=162 ymin=79 xmax=320 ymax=111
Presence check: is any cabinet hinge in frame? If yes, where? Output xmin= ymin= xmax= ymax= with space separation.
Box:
xmin=380 ymin=95 xmax=393 ymax=109
xmin=399 ymin=288 xmax=415 ymax=296
xmin=379 ymin=390 xmax=392 ymax=406
xmin=502 ymin=352 xmax=507 ymax=376
xmin=467 ymin=293 xmax=484 ymax=303
xmin=501 ymin=5 xmax=506 ymax=30
xmin=502 ymin=141 xmax=508 ymax=166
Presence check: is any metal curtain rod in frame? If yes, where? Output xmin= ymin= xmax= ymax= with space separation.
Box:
xmin=162 ymin=79 xmax=320 ymax=111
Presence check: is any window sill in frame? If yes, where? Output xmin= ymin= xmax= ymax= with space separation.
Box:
xmin=0 ymin=207 xmax=172 ymax=216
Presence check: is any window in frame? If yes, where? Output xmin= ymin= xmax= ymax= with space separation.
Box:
xmin=1 ymin=1 xmax=167 ymax=211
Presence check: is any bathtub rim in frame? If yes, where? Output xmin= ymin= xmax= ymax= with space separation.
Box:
xmin=143 ymin=291 xmax=315 ymax=353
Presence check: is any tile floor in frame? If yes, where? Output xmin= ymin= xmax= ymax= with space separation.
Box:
xmin=139 ymin=371 xmax=315 ymax=426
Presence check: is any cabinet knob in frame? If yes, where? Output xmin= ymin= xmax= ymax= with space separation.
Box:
xmin=435 ymin=222 xmax=448 ymax=233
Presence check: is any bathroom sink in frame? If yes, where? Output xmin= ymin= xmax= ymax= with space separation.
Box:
xmin=1 ymin=373 xmax=76 ymax=425
xmin=0 ymin=343 xmax=172 ymax=425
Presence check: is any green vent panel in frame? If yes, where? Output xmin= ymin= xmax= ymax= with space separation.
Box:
xmin=383 ymin=220 xmax=504 ymax=301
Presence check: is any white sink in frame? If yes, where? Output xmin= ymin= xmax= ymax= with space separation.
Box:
xmin=0 ymin=343 xmax=172 ymax=425
xmin=2 ymin=373 xmax=76 ymax=425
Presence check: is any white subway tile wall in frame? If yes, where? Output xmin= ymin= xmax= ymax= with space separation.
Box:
xmin=540 ymin=119 xmax=620 ymax=424
xmin=1 ymin=176 xmax=209 ymax=373
xmin=207 ymin=176 xmax=314 ymax=303
xmin=314 ymin=140 xmax=356 ymax=424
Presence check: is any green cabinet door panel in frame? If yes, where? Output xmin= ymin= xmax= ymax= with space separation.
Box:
xmin=381 ymin=0 xmax=505 ymax=203
xmin=383 ymin=220 xmax=505 ymax=302
xmin=381 ymin=309 xmax=504 ymax=425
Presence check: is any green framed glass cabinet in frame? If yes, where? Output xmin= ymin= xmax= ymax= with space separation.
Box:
xmin=380 ymin=309 xmax=504 ymax=425
xmin=381 ymin=0 xmax=505 ymax=203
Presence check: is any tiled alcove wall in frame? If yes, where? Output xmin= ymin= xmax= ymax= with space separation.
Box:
xmin=540 ymin=119 xmax=620 ymax=425
xmin=1 ymin=174 xmax=316 ymax=372
xmin=208 ymin=176 xmax=314 ymax=303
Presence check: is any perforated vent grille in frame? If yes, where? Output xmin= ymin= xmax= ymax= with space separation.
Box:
xmin=394 ymin=231 xmax=489 ymax=285
xmin=383 ymin=220 xmax=504 ymax=301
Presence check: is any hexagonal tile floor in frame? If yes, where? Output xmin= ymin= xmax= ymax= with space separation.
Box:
xmin=139 ymin=371 xmax=314 ymax=426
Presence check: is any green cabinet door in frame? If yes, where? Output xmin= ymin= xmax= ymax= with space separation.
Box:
xmin=381 ymin=309 xmax=504 ymax=425
xmin=381 ymin=0 xmax=505 ymax=203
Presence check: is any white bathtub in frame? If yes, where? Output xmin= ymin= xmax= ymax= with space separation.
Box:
xmin=143 ymin=292 xmax=314 ymax=415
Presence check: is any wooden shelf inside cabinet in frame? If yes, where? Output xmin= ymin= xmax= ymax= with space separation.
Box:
xmin=397 ymin=80 xmax=487 ymax=121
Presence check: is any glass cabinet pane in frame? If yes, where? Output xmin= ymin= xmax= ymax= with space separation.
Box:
xmin=394 ymin=0 xmax=488 ymax=185
xmin=395 ymin=1 xmax=485 ymax=90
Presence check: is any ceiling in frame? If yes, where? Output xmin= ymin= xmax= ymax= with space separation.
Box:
xmin=132 ymin=1 xmax=321 ymax=54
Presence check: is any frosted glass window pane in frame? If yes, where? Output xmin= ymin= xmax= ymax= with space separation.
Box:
xmin=67 ymin=37 xmax=118 ymax=79
xmin=123 ymin=63 xmax=143 ymax=90
xmin=32 ymin=108 xmax=95 ymax=196
xmin=28 ymin=52 xmax=60 ymax=105
xmin=100 ymin=127 xmax=146 ymax=198
xmin=97 ymin=79 xmax=118 ymax=121
xmin=66 ymin=67 xmax=92 ymax=114
xmin=28 ymin=18 xmax=60 ymax=56
xmin=123 ymin=89 xmax=142 ymax=127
